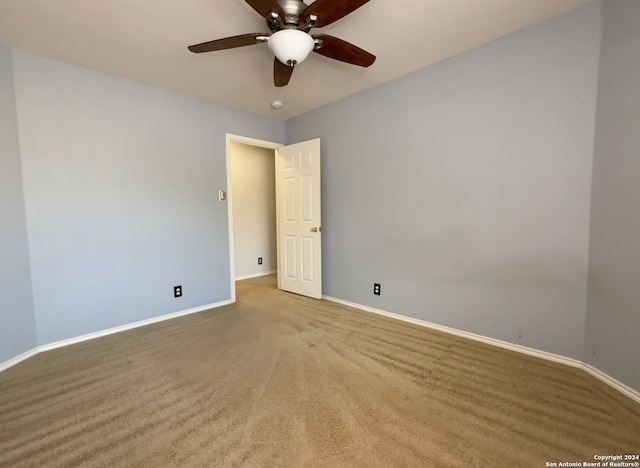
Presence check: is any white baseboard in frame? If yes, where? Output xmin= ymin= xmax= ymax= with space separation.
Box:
xmin=323 ymin=295 xmax=640 ymax=405
xmin=235 ymin=270 xmax=277 ymax=281
xmin=4 ymin=295 xmax=639 ymax=406
xmin=1 ymin=299 xmax=233 ymax=371
xmin=582 ymin=363 xmax=640 ymax=404
xmin=0 ymin=347 xmax=40 ymax=373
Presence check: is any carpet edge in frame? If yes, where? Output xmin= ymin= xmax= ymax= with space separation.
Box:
xmin=0 ymin=348 xmax=40 ymax=373
xmin=235 ymin=270 xmax=277 ymax=281
xmin=0 ymin=299 xmax=233 ymax=372
xmin=322 ymin=295 xmax=640 ymax=405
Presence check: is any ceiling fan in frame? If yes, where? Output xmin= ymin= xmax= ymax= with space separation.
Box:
xmin=188 ymin=0 xmax=376 ymax=87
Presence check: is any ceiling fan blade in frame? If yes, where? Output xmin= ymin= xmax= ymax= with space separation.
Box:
xmin=244 ymin=0 xmax=285 ymax=20
xmin=301 ymin=0 xmax=370 ymax=27
xmin=188 ymin=33 xmax=267 ymax=53
xmin=312 ymin=34 xmax=376 ymax=67
xmin=274 ymin=58 xmax=294 ymax=87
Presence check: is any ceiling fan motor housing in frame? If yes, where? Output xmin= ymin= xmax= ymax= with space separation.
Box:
xmin=270 ymin=0 xmax=308 ymax=30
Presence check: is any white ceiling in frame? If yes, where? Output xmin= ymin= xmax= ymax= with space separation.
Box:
xmin=0 ymin=0 xmax=594 ymax=120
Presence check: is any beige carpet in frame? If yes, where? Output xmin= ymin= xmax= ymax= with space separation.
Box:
xmin=1 ymin=275 xmax=639 ymax=467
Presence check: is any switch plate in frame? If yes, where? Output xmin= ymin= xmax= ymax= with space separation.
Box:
xmin=373 ymin=283 xmax=381 ymax=295
xmin=174 ymin=285 xmax=182 ymax=297
xmin=218 ymin=190 xmax=227 ymax=201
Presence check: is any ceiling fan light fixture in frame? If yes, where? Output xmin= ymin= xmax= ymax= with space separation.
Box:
xmin=187 ymin=0 xmax=377 ymax=87
xmin=268 ymin=29 xmax=314 ymax=66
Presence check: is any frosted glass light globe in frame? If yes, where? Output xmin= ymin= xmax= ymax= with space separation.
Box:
xmin=268 ymin=29 xmax=314 ymax=66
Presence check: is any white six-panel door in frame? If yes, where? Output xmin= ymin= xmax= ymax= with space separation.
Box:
xmin=276 ymin=139 xmax=322 ymax=299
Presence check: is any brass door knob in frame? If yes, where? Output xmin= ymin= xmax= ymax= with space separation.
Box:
xmin=311 ymin=226 xmax=321 ymax=232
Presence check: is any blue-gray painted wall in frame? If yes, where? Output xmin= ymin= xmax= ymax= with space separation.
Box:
xmin=586 ymin=0 xmax=640 ymax=392
xmin=286 ymin=3 xmax=602 ymax=361
xmin=0 ymin=44 xmax=37 ymax=362
xmin=10 ymin=51 xmax=284 ymax=345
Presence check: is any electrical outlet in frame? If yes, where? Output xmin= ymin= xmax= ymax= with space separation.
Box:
xmin=258 ymin=257 xmax=263 ymax=265
xmin=518 ymin=328 xmax=523 ymax=339
xmin=373 ymin=283 xmax=381 ymax=295
xmin=174 ymin=285 xmax=182 ymax=298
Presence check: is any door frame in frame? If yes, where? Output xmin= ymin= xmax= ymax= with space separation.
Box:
xmin=225 ymin=134 xmax=283 ymax=302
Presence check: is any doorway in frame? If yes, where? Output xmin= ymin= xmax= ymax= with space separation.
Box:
xmin=226 ymin=134 xmax=322 ymax=301
xmin=229 ymin=141 xmax=277 ymax=280
xmin=226 ymin=135 xmax=282 ymax=302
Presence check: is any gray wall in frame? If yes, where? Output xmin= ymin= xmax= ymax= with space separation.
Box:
xmin=286 ymin=3 xmax=602 ymax=360
xmin=586 ymin=0 xmax=640 ymax=391
xmin=11 ymin=51 xmax=284 ymax=345
xmin=0 ymin=45 xmax=37 ymax=361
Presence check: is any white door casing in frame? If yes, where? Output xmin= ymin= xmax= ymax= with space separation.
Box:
xmin=276 ymin=139 xmax=322 ymax=299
